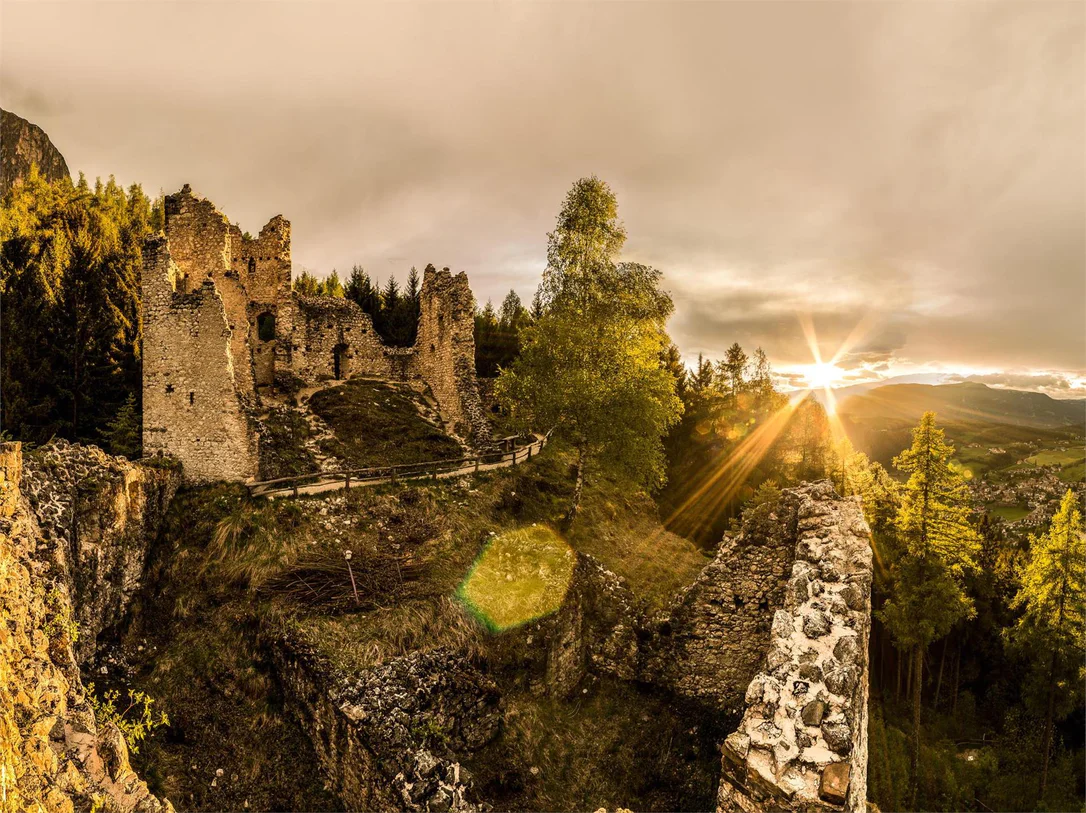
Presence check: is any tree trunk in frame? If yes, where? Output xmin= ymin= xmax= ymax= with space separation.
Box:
xmin=910 ymin=643 xmax=923 ymax=810
xmin=896 ymin=647 xmax=902 ymax=700
xmin=1039 ymin=648 xmax=1058 ymax=800
xmin=934 ymin=636 xmax=948 ymax=710
xmin=951 ymin=641 xmax=961 ymax=718
xmin=562 ymin=445 xmax=587 ymax=530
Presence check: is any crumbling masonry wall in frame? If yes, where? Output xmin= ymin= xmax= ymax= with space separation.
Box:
xmin=141 ymin=235 xmax=259 ymax=484
xmin=715 ymin=481 xmax=872 ymax=812
xmin=411 ymin=266 xmax=492 ymax=444
xmin=291 ymin=295 xmax=393 ymax=382
xmin=143 ymin=187 xmax=492 ymax=483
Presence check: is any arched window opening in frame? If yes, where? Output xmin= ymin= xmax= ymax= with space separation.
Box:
xmin=257 ymin=311 xmax=276 ymax=342
xmin=248 ymin=257 xmax=257 ymax=275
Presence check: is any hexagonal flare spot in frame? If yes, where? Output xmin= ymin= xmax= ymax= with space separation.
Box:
xmin=457 ymin=525 xmax=575 ymax=632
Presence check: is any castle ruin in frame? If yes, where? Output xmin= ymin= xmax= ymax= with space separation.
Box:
xmin=142 ymin=185 xmax=491 ymax=483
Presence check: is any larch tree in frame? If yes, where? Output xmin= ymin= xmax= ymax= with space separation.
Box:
xmin=496 ymin=176 xmax=682 ymax=526
xmin=1006 ymin=489 xmax=1085 ymax=800
xmin=879 ymin=411 xmax=979 ymax=807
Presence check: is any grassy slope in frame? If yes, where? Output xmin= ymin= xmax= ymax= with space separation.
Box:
xmin=308 ymin=378 xmax=463 ymax=468
xmin=116 ymin=445 xmax=712 ymax=811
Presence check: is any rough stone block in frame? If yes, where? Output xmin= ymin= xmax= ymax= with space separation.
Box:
xmin=819 ymin=762 xmax=850 ymax=805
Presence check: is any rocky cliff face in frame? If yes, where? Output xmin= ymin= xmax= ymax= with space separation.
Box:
xmin=22 ymin=440 xmax=181 ymax=663
xmin=0 ymin=108 xmax=70 ymax=196
xmin=0 ymin=442 xmax=174 ymax=812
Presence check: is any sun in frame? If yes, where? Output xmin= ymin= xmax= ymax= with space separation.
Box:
xmin=805 ymin=362 xmax=846 ymax=390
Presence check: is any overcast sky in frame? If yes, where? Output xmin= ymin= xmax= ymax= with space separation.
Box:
xmin=2 ymin=1 xmax=1083 ymax=393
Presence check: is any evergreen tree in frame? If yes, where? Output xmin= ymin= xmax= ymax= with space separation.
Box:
xmin=345 ymin=265 xmax=381 ymax=320
xmin=321 ymin=269 xmax=344 ymax=298
xmin=529 ymin=286 xmax=545 ymax=320
xmin=717 ymin=342 xmax=749 ymax=401
xmin=662 ymin=345 xmax=688 ymax=404
xmin=880 ymin=411 xmax=979 ymax=807
xmin=692 ymin=353 xmax=715 ymax=395
xmin=405 ymin=266 xmax=421 ymax=306
xmin=497 ymin=177 xmax=682 ymax=525
xmin=1006 ymin=490 xmax=1085 ymax=800
xmin=1 ymin=169 xmax=151 ymax=444
xmin=292 ymin=269 xmax=320 ymax=296
xmin=100 ymin=393 xmax=141 ymax=459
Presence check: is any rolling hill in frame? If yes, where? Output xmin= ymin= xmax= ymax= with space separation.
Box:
xmin=836 ymin=382 xmax=1084 ymax=474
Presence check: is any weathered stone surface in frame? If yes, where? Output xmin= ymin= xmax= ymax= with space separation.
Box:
xmin=0 ymin=108 xmax=70 ymax=196
xmin=714 ymin=481 xmax=872 ymax=813
xmin=819 ymin=762 xmax=851 ymax=805
xmin=21 ymin=440 xmax=181 ymax=662
xmin=272 ymin=631 xmax=499 ymax=812
xmin=143 ymin=188 xmax=494 ymax=484
xmin=0 ymin=442 xmax=172 ymax=812
xmin=801 ymin=699 xmax=826 ymax=727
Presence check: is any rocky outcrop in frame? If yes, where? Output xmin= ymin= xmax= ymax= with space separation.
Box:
xmin=21 ymin=440 xmax=182 ymax=662
xmin=0 ymin=442 xmax=173 ymax=812
xmin=715 ymin=481 xmax=872 ymax=812
xmin=271 ymin=631 xmax=502 ymax=812
xmin=1 ymin=108 xmax=70 ymax=196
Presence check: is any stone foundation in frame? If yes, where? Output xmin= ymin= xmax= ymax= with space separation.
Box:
xmin=271 ymin=630 xmax=501 ymax=812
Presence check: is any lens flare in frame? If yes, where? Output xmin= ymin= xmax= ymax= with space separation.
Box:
xmin=457 ymin=525 xmax=575 ymax=632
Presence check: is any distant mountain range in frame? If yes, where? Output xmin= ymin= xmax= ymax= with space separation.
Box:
xmin=0 ymin=108 xmax=70 ymax=197
xmin=836 ymin=381 xmax=1084 ymax=431
xmin=833 ymin=381 xmax=1084 ymax=469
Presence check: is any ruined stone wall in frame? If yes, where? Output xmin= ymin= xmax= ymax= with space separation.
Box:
xmin=291 ymin=295 xmax=393 ymax=382
xmin=715 ymin=481 xmax=872 ymax=812
xmin=0 ymin=443 xmax=172 ymax=813
xmin=270 ymin=630 xmax=499 ymax=812
xmin=411 ymin=266 xmax=492 ymax=445
xmin=20 ymin=440 xmax=181 ymax=663
xmin=162 ymin=186 xmax=258 ymax=396
xmin=228 ymin=218 xmax=293 ymax=384
xmin=141 ymin=235 xmax=259 ymax=484
xmin=645 ymin=495 xmax=800 ymax=712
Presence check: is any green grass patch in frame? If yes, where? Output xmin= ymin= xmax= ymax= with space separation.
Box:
xmin=258 ymin=408 xmax=316 ymax=480
xmin=308 ymin=378 xmax=462 ymax=468
xmin=1026 ymin=447 xmax=1085 ymax=467
xmin=986 ymin=503 xmax=1030 ymax=522
xmin=457 ymin=526 xmax=576 ymax=632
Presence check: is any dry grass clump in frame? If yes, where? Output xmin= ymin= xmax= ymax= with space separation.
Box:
xmin=262 ymin=547 xmax=426 ymax=614
xmin=297 ymin=596 xmax=484 ymax=672
xmin=201 ymin=500 xmax=307 ymax=589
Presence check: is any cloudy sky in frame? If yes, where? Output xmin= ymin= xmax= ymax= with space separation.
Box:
xmin=2 ymin=1 xmax=1083 ymax=394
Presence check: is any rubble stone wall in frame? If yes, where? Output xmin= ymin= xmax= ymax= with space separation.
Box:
xmin=715 ymin=481 xmax=872 ymax=812
xmin=645 ymin=496 xmax=799 ymax=712
xmin=291 ymin=295 xmax=394 ymax=382
xmin=141 ymin=235 xmax=259 ymax=484
xmin=270 ymin=631 xmax=500 ymax=812
xmin=0 ymin=442 xmax=172 ymax=813
xmin=20 ymin=440 xmax=181 ymax=664
xmin=411 ymin=266 xmax=492 ymax=445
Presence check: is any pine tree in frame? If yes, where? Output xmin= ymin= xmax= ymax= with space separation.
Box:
xmin=717 ymin=342 xmax=749 ymax=401
xmin=1006 ymin=490 xmax=1085 ymax=800
xmin=292 ymin=270 xmax=320 ymax=296
xmin=529 ymin=286 xmax=545 ymax=321
xmin=321 ymin=269 xmax=344 ymax=298
xmin=100 ymin=393 xmax=141 ymax=458
xmin=880 ymin=411 xmax=979 ymax=806
xmin=405 ymin=266 xmax=421 ymax=306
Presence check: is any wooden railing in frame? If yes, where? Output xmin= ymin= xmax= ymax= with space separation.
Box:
xmin=248 ymin=432 xmax=549 ymax=499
